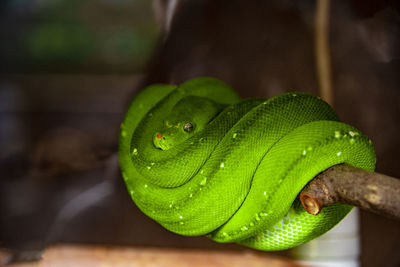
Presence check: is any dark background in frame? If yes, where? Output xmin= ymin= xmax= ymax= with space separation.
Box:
xmin=0 ymin=1 xmax=399 ymax=267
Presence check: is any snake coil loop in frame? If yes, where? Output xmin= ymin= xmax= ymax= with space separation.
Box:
xmin=119 ymin=77 xmax=375 ymax=250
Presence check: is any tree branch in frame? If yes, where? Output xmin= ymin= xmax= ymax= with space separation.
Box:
xmin=315 ymin=0 xmax=333 ymax=106
xmin=299 ymin=164 xmax=400 ymax=220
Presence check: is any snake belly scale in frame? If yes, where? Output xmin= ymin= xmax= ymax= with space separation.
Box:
xmin=119 ymin=77 xmax=375 ymax=250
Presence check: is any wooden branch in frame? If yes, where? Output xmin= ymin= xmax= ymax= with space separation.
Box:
xmin=315 ymin=0 xmax=333 ymax=106
xmin=299 ymin=164 xmax=400 ymax=220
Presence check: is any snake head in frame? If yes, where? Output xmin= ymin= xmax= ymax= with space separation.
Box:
xmin=153 ymin=121 xmax=195 ymax=150
xmin=153 ymin=96 xmax=224 ymax=151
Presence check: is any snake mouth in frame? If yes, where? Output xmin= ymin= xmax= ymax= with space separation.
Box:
xmin=153 ymin=132 xmax=169 ymax=150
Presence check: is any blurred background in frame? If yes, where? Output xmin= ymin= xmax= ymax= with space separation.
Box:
xmin=0 ymin=0 xmax=399 ymax=266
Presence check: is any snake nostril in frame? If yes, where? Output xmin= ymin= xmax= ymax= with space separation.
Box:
xmin=155 ymin=133 xmax=163 ymax=140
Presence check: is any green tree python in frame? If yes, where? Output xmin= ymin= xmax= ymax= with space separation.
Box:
xmin=119 ymin=77 xmax=376 ymax=250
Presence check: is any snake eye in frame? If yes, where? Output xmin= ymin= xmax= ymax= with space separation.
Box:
xmin=183 ymin=122 xmax=194 ymax=132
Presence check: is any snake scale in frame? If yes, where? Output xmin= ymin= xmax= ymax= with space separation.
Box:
xmin=119 ymin=77 xmax=376 ymax=250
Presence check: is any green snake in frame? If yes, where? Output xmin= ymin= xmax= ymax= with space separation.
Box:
xmin=119 ymin=77 xmax=376 ymax=250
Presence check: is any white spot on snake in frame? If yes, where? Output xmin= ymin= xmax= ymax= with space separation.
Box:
xmin=130 ymin=190 xmax=134 ymax=195
xmin=144 ymin=184 xmax=148 ymax=188
xmin=233 ymin=133 xmax=237 ymax=139
xmin=132 ymin=148 xmax=138 ymax=156
xmin=337 ymin=152 xmax=342 ymax=156
xmin=302 ymin=150 xmax=307 ymax=156
xmin=220 ymin=162 xmax=225 ymax=168
xmin=200 ymin=177 xmax=207 ymax=186
xmin=334 ymin=131 xmax=341 ymax=138
xmin=263 ymin=191 xmax=267 ymax=196
xmin=169 ymin=203 xmax=173 ymax=208
xmin=147 ymin=166 xmax=151 ymax=170
xmin=349 ymin=131 xmax=358 ymax=137
xmin=179 ymin=215 xmax=183 ymax=219
xmin=241 ymin=226 xmax=248 ymax=231
xmin=189 ymin=193 xmax=193 ymax=198
xmin=200 ymin=170 xmax=204 ymax=174
xmin=222 ymin=232 xmax=227 ymax=236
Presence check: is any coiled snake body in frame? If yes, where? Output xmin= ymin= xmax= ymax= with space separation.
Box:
xmin=119 ymin=77 xmax=375 ymax=250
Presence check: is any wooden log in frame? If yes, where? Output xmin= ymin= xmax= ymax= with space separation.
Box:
xmin=0 ymin=245 xmax=301 ymax=267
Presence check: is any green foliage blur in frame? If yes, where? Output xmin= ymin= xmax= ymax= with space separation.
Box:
xmin=0 ymin=0 xmax=159 ymax=73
